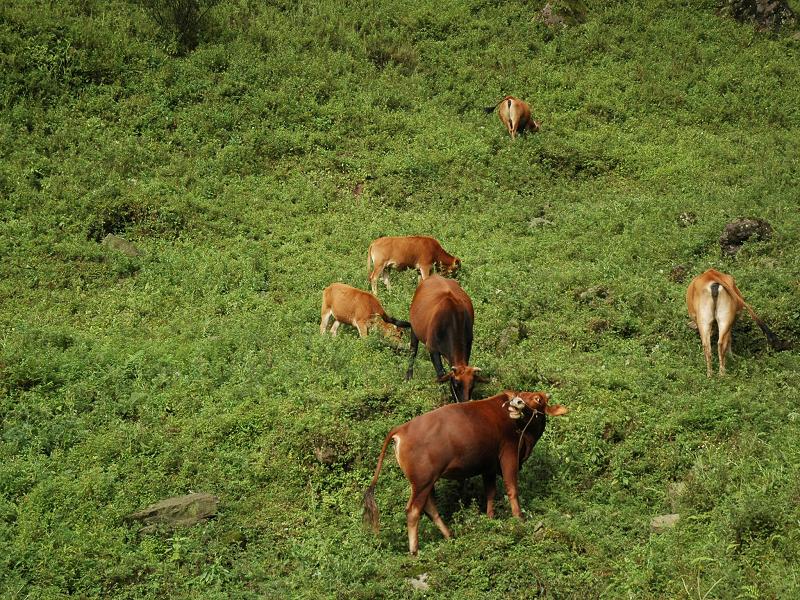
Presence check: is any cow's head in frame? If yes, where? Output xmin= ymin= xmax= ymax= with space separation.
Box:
xmin=437 ymin=366 xmax=489 ymax=402
xmin=370 ymin=315 xmax=404 ymax=343
xmin=528 ymin=120 xmax=541 ymax=133
xmin=505 ymin=391 xmax=567 ymax=420
xmin=440 ymin=256 xmax=461 ymax=276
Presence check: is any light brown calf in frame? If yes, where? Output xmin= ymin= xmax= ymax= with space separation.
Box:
xmin=320 ymin=283 xmax=409 ymax=339
xmin=367 ymin=236 xmax=460 ymax=295
xmin=686 ymin=269 xmax=780 ymax=377
xmin=484 ymin=96 xmax=541 ymax=139
xmin=363 ymin=390 xmax=568 ymax=555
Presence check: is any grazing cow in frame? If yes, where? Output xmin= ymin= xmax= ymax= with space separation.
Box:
xmin=367 ymin=236 xmax=461 ymax=295
xmin=686 ymin=269 xmax=781 ymax=377
xmin=363 ymin=390 xmax=568 ymax=555
xmin=406 ymin=275 xmax=485 ymax=402
xmin=320 ymin=283 xmax=410 ymax=340
xmin=484 ymin=96 xmax=541 ymax=140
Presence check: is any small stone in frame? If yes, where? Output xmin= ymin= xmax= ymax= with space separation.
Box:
xmin=102 ymin=234 xmax=143 ymax=257
xmin=677 ymin=212 xmax=697 ymax=227
xmin=353 ymin=182 xmax=364 ymax=196
xmin=125 ymin=492 xmax=219 ymax=531
xmin=669 ymin=265 xmax=689 ymax=283
xmin=650 ymin=513 xmax=680 ymax=532
xmin=667 ymin=482 xmax=687 ymax=512
xmin=406 ymin=573 xmax=429 ymax=591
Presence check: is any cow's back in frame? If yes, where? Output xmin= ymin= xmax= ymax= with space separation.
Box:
xmin=394 ymin=399 xmax=508 ymax=478
xmin=326 ymin=283 xmax=382 ymax=321
xmin=410 ymin=276 xmax=474 ymax=343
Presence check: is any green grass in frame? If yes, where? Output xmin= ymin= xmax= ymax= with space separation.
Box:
xmin=1 ymin=0 xmax=800 ymax=597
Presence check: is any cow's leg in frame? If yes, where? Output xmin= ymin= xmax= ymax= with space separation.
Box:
xmin=320 ymin=309 xmax=333 ymax=335
xmin=405 ymin=331 xmax=419 ymax=381
xmin=406 ymin=483 xmax=434 ymax=556
xmin=715 ymin=292 xmax=736 ymax=376
xmin=381 ymin=269 xmax=391 ymax=290
xmin=499 ymin=449 xmax=523 ymax=519
xmin=369 ymin=262 xmax=383 ymax=294
xmin=696 ymin=298 xmax=715 ymax=378
xmin=418 ymin=263 xmax=432 ymax=280
xmin=355 ymin=321 xmax=368 ymax=338
xmin=330 ymin=320 xmax=341 ymax=336
xmin=430 ymin=352 xmax=446 ymax=379
xmin=482 ymin=471 xmax=497 ymax=518
xmin=423 ymin=491 xmax=452 ymax=540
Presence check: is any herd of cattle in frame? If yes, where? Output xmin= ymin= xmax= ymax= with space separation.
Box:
xmin=318 ymin=100 xmax=783 ymax=554
xmin=319 ymin=231 xmax=782 ymax=555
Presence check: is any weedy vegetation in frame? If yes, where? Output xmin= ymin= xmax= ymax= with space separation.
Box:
xmin=1 ymin=0 xmax=799 ymax=597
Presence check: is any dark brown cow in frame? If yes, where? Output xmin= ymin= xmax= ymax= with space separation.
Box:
xmin=686 ymin=269 xmax=781 ymax=376
xmin=367 ymin=236 xmax=460 ymax=295
xmin=405 ymin=275 xmax=485 ymax=402
xmin=484 ymin=96 xmax=541 ymax=139
xmin=320 ymin=283 xmax=410 ymax=339
xmin=363 ymin=390 xmax=568 ymax=555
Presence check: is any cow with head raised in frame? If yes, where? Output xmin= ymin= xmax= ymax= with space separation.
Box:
xmin=363 ymin=390 xmax=568 ymax=555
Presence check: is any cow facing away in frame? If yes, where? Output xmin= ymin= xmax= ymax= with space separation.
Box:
xmin=686 ymin=269 xmax=781 ymax=377
xmin=320 ymin=283 xmax=410 ymax=340
xmin=367 ymin=236 xmax=460 ymax=295
xmin=484 ymin=96 xmax=541 ymax=139
xmin=406 ymin=275 xmax=486 ymax=402
xmin=363 ymin=390 xmax=568 ymax=555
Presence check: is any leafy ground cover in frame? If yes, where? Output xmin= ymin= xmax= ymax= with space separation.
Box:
xmin=1 ymin=0 xmax=799 ymax=597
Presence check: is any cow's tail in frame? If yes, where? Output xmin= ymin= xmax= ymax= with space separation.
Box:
xmin=715 ymin=278 xmax=782 ymax=350
xmin=381 ymin=313 xmax=411 ymax=329
xmin=742 ymin=302 xmax=782 ymax=349
xmin=483 ymin=97 xmax=506 ymax=114
xmin=363 ymin=428 xmax=397 ymax=534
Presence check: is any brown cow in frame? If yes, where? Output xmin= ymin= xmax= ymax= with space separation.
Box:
xmin=367 ymin=236 xmax=460 ymax=295
xmin=320 ymin=283 xmax=410 ymax=340
xmin=686 ymin=269 xmax=781 ymax=377
xmin=363 ymin=390 xmax=568 ymax=555
xmin=406 ymin=275 xmax=485 ymax=402
xmin=484 ymin=96 xmax=541 ymax=140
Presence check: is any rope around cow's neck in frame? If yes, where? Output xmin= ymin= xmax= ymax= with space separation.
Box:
xmin=517 ymin=409 xmax=541 ymax=467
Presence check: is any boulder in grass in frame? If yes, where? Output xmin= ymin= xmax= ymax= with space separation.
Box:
xmin=719 ymin=0 xmax=796 ymax=32
xmin=102 ymin=234 xmax=143 ymax=257
xmin=719 ymin=218 xmax=772 ymax=256
xmin=651 ymin=513 xmax=680 ymax=532
xmin=125 ymin=492 xmax=219 ymax=532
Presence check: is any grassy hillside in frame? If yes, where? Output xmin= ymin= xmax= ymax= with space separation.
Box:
xmin=2 ymin=0 xmax=799 ymax=597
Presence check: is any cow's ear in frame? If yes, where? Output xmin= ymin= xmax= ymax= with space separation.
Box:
xmin=545 ymin=404 xmax=568 ymax=417
xmin=436 ymin=372 xmax=453 ymax=383
xmin=475 ymin=373 xmax=491 ymax=383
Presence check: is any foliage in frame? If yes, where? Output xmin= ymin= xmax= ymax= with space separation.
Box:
xmin=1 ymin=0 xmax=799 ymax=597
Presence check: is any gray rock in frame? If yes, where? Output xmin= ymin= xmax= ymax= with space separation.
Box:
xmin=102 ymin=234 xmax=143 ymax=257
xmin=406 ymin=573 xmax=429 ymax=591
xmin=650 ymin=513 xmax=680 ymax=532
xmin=719 ymin=218 xmax=772 ymax=256
xmin=668 ymin=482 xmax=687 ymax=512
xmin=125 ymin=492 xmax=219 ymax=532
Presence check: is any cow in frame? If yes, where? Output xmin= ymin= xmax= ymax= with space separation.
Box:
xmin=362 ymin=390 xmax=568 ymax=555
xmin=484 ymin=96 xmax=541 ymax=140
xmin=686 ymin=269 xmax=781 ymax=377
xmin=367 ymin=235 xmax=461 ymax=295
xmin=405 ymin=275 xmax=486 ymax=402
xmin=320 ymin=283 xmax=410 ymax=340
